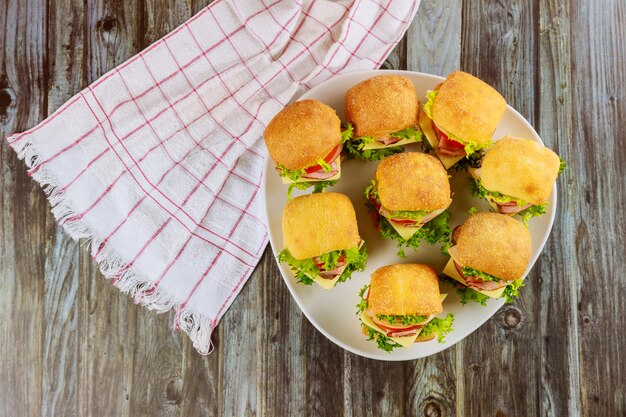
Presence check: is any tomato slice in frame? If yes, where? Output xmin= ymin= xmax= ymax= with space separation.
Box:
xmin=373 ymin=319 xmax=424 ymax=334
xmin=432 ymin=122 xmax=465 ymax=150
xmin=390 ymin=218 xmax=420 ymax=227
xmin=304 ymin=144 xmax=342 ymax=174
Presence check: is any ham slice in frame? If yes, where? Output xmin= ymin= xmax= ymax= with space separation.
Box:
xmin=495 ymin=200 xmax=533 ymax=215
xmin=453 ymin=261 xmax=508 ymax=291
xmin=376 ymin=136 xmax=403 ymax=146
xmin=301 ymin=160 xmax=339 ymax=180
xmin=438 ymin=142 xmax=466 ymax=157
xmin=433 ymin=122 xmax=466 ymax=157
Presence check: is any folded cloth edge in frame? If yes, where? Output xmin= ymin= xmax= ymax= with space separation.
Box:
xmin=6 ymin=0 xmax=420 ymax=355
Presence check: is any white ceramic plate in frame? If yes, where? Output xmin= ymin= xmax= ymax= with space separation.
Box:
xmin=262 ymin=70 xmax=556 ymax=361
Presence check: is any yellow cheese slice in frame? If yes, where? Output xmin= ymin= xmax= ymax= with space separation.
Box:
xmin=418 ymin=109 xmax=464 ymax=169
xmin=361 ymin=294 xmax=448 ymax=348
xmin=361 ymin=137 xmax=418 ymax=150
xmin=312 ymin=274 xmax=341 ymax=290
xmin=281 ymin=157 xmax=342 ymax=184
xmin=442 ymin=258 xmax=506 ymax=298
xmin=385 ymin=218 xmax=422 ymax=241
xmin=360 ymin=312 xmax=420 ymax=348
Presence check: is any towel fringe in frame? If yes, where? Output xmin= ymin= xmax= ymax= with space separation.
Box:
xmin=10 ymin=136 xmax=216 ymax=355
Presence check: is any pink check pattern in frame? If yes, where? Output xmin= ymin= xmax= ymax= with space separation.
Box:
xmin=6 ymin=0 xmax=419 ymax=354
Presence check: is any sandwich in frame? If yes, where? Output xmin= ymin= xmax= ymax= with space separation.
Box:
xmin=365 ymin=152 xmax=452 ymax=257
xmin=442 ymin=212 xmax=531 ymax=305
xmin=419 ymin=71 xmax=506 ymax=169
xmin=357 ymin=264 xmax=454 ymax=351
xmin=264 ymin=99 xmax=352 ymax=196
xmin=278 ymin=192 xmax=367 ymax=289
xmin=344 ymin=75 xmax=425 ymax=161
xmin=469 ymin=136 xmax=565 ymax=223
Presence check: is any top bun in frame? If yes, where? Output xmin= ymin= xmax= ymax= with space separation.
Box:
xmin=431 ymin=71 xmax=506 ymax=146
xmin=345 ymin=75 xmax=418 ymax=138
xmin=455 ymin=212 xmax=531 ymax=281
xmin=376 ymin=152 xmax=451 ymax=211
xmin=367 ymin=264 xmax=443 ymax=316
xmin=480 ymin=136 xmax=561 ymax=205
xmin=282 ymin=193 xmax=361 ymax=260
xmin=264 ymin=100 xmax=341 ymax=171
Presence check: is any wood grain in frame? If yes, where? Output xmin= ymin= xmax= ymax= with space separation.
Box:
xmin=41 ymin=1 xmax=85 ymax=415
xmin=0 ymin=2 xmax=48 ymax=417
xmin=537 ymin=1 xmax=581 ymax=416
xmin=1 ymin=1 xmax=626 ymax=416
xmin=460 ymin=1 xmax=542 ymax=416
xmin=569 ymin=1 xmax=626 ymax=415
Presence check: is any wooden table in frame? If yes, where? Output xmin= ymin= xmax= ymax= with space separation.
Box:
xmin=1 ymin=1 xmax=624 ymax=416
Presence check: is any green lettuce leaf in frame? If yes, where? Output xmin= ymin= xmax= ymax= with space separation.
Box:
xmin=338 ymin=243 xmax=368 ymax=283
xmin=344 ymin=139 xmax=404 ymax=161
xmin=277 ymin=164 xmax=306 ymax=182
xmin=469 ymin=178 xmax=529 ymax=206
xmin=277 ymin=249 xmax=319 ymax=285
xmin=558 ymin=157 xmax=566 ymax=174
xmin=458 ymin=286 xmax=490 ymax=306
xmin=378 ymin=211 xmax=451 ymax=258
xmin=420 ymin=314 xmax=455 ymax=343
xmin=503 ymin=279 xmax=524 ymax=303
xmin=363 ymin=326 xmax=402 ymax=352
xmin=364 ymin=179 xmax=380 ymax=204
xmin=440 ymin=275 xmax=490 ymax=306
xmin=356 ymin=284 xmax=370 ymax=315
xmin=344 ymin=126 xmax=422 ymax=161
xmin=375 ymin=314 xmax=428 ymax=326
xmin=341 ymin=123 xmax=354 ymax=143
xmin=423 ymin=90 xmax=437 ymax=119
xmin=460 ymin=266 xmax=504 ymax=283
xmin=451 ymin=151 xmax=483 ymax=172
xmin=278 ymin=243 xmax=367 ymax=287
xmin=390 ymin=126 xmax=423 ymax=143
xmin=519 ymin=203 xmax=547 ymax=226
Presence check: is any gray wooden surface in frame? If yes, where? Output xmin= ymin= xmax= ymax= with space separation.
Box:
xmin=1 ymin=1 xmax=624 ymax=416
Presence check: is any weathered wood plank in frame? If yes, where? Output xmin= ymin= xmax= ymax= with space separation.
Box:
xmin=219 ymin=267 xmax=259 ymax=417
xmin=306 ymin=320 xmax=345 ymax=417
xmin=76 ymin=2 xmax=143 ymax=416
xmin=41 ymin=227 xmax=80 ymax=417
xmin=536 ymin=1 xmax=582 ymax=416
xmin=404 ymin=2 xmax=462 ymax=416
xmin=255 ymin=248 xmax=307 ymax=417
xmin=192 ymin=0 xmax=213 ymax=16
xmin=407 ymin=0 xmax=462 ymax=76
xmin=40 ymin=0 xmax=87 ymax=415
xmin=0 ymin=1 xmax=48 ymax=416
xmin=569 ymin=1 xmax=626 ymax=415
xmin=179 ymin=334 xmax=220 ymax=417
xmin=460 ymin=1 xmax=540 ymax=416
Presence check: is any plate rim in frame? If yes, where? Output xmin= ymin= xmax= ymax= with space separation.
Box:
xmin=261 ymin=69 xmax=557 ymax=361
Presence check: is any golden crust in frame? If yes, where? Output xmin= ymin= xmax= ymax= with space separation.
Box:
xmin=282 ymin=193 xmax=361 ymax=260
xmin=376 ymin=153 xmax=451 ymax=211
xmin=431 ymin=71 xmax=506 ymax=145
xmin=264 ymin=100 xmax=341 ymax=170
xmin=368 ymin=264 xmax=443 ymax=316
xmin=481 ymin=136 xmax=561 ymax=205
xmin=456 ymin=212 xmax=531 ymax=281
xmin=345 ymin=75 xmax=418 ymax=138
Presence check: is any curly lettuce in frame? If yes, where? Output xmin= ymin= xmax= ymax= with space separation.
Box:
xmin=344 ymin=126 xmax=423 ymax=161
xmin=420 ymin=314 xmax=455 ymax=343
xmin=379 ymin=211 xmax=451 ymax=258
xmin=278 ymin=243 xmax=367 ymax=287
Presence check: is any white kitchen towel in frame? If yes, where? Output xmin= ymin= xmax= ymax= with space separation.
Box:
xmin=6 ymin=0 xmax=419 ymax=354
